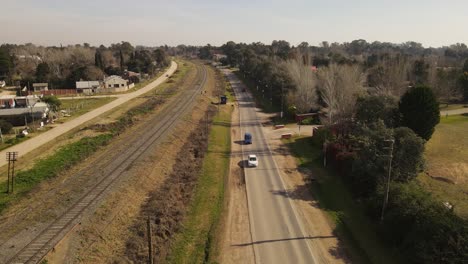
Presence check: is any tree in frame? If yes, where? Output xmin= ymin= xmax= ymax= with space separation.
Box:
xmin=391 ymin=127 xmax=425 ymax=182
xmin=271 ymin=40 xmax=291 ymax=60
xmin=152 ymin=48 xmax=169 ymax=67
xmin=94 ymin=50 xmax=104 ymax=70
xmin=317 ymin=64 xmax=364 ymax=124
xmin=0 ymin=119 xmax=13 ymax=134
xmin=0 ymin=48 xmax=12 ymax=80
xmin=283 ymin=59 xmax=318 ymax=113
xmin=119 ymin=50 xmax=125 ymax=70
xmin=463 ymin=58 xmax=468 ymax=72
xmin=367 ymin=55 xmax=410 ymax=97
xmin=411 ymin=59 xmax=429 ymax=85
xmin=35 ymin=62 xmax=51 ymax=83
xmin=42 ymin=95 xmax=61 ymax=112
xmin=355 ymin=95 xmax=399 ymax=127
xmin=399 ymin=86 xmax=440 ymax=141
xmin=460 ymin=73 xmax=468 ymax=101
xmin=198 ymin=44 xmax=213 ymax=60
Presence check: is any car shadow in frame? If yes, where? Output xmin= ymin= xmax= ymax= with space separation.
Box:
xmin=234 ymin=140 xmax=245 ymax=145
xmin=238 ymin=160 xmax=246 ymax=168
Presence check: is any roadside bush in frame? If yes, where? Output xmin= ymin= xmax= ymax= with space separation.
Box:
xmin=311 ymin=127 xmax=333 ymax=146
xmin=391 ymin=127 xmax=425 ymax=182
xmin=0 ymin=119 xmax=13 ymax=134
xmin=376 ymin=182 xmax=468 ymax=263
xmin=356 ymin=95 xmax=399 ymax=128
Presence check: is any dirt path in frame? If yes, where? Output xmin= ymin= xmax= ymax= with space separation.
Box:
xmin=0 ymin=61 xmax=177 ymax=169
xmin=440 ymin=107 xmax=468 ymax=116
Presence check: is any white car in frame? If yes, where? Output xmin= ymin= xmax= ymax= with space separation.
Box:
xmin=247 ymin=154 xmax=258 ymax=167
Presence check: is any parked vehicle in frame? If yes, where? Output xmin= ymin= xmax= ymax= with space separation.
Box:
xmin=247 ymin=154 xmax=258 ymax=167
xmin=244 ymin=132 xmax=252 ymax=144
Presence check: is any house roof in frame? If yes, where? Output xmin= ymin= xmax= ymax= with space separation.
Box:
xmin=104 ymin=75 xmax=126 ymax=82
xmin=33 ymin=83 xmax=48 ymax=87
xmin=76 ymin=81 xmax=101 ymax=89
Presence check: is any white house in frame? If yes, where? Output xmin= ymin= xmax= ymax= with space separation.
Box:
xmin=32 ymin=83 xmax=48 ymax=92
xmin=104 ymin=75 xmax=128 ymax=89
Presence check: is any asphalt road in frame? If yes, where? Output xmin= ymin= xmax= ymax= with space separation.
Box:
xmin=0 ymin=61 xmax=177 ymax=168
xmin=225 ymin=70 xmax=317 ymax=264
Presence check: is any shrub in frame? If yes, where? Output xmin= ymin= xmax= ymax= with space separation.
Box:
xmin=0 ymin=119 xmax=12 ymax=134
xmin=399 ymin=86 xmax=440 ymax=141
xmin=378 ymin=182 xmax=468 ymax=263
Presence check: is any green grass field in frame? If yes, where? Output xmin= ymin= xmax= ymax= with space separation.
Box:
xmin=59 ymin=97 xmax=116 ymax=121
xmin=169 ymin=68 xmax=232 ymax=263
xmin=419 ymin=114 xmax=468 ymax=219
xmin=286 ymin=136 xmax=401 ymax=264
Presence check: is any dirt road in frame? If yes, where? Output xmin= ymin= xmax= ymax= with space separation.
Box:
xmin=0 ymin=61 xmax=177 ymax=169
xmin=440 ymin=107 xmax=468 ymax=116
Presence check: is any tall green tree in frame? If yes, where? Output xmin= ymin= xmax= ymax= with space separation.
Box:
xmin=198 ymin=44 xmax=213 ymax=60
xmin=35 ymin=62 xmax=51 ymax=83
xmin=94 ymin=50 xmax=104 ymax=70
xmin=0 ymin=48 xmax=12 ymax=79
xmin=119 ymin=50 xmax=125 ymax=70
xmin=399 ymin=86 xmax=440 ymax=141
xmin=460 ymin=73 xmax=468 ymax=101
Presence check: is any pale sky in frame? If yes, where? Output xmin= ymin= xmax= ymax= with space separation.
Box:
xmin=1 ymin=0 xmax=467 ymax=47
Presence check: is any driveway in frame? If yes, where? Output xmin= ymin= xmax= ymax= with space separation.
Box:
xmin=440 ymin=107 xmax=468 ymax=116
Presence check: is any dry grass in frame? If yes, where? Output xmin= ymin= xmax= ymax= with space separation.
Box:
xmin=420 ymin=114 xmax=468 ymax=219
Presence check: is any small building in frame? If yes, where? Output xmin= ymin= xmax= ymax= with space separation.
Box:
xmin=0 ymin=95 xmax=16 ymax=108
xmin=32 ymin=83 xmax=49 ymax=92
xmin=0 ymin=95 xmax=48 ymax=126
xmin=104 ymin=75 xmax=128 ymax=89
xmin=76 ymin=81 xmax=101 ymax=94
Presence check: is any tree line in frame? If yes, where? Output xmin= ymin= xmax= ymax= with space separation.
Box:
xmin=0 ymin=42 xmax=171 ymax=89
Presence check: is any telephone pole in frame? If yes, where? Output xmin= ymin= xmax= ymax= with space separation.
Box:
xmin=380 ymin=139 xmax=395 ymax=222
xmin=6 ymin=152 xmax=18 ymax=193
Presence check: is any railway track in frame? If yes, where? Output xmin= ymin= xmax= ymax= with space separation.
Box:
xmin=6 ymin=64 xmax=207 ymax=264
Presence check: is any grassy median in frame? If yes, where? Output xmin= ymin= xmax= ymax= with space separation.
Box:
xmin=169 ymin=74 xmax=232 ymax=264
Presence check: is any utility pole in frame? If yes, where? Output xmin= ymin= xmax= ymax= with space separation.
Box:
xmin=147 ymin=216 xmax=153 ymax=264
xmin=380 ymin=139 xmax=395 ymax=222
xmin=6 ymin=152 xmax=18 ymax=194
xmin=280 ymin=81 xmax=284 ymax=118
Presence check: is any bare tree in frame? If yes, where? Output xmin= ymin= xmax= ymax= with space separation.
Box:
xmin=368 ymin=55 xmax=410 ymax=97
xmin=317 ymin=64 xmax=365 ymax=124
xmin=283 ymin=59 xmax=318 ymax=113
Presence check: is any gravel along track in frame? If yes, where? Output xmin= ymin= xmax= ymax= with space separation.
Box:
xmin=4 ymin=64 xmax=207 ymax=264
